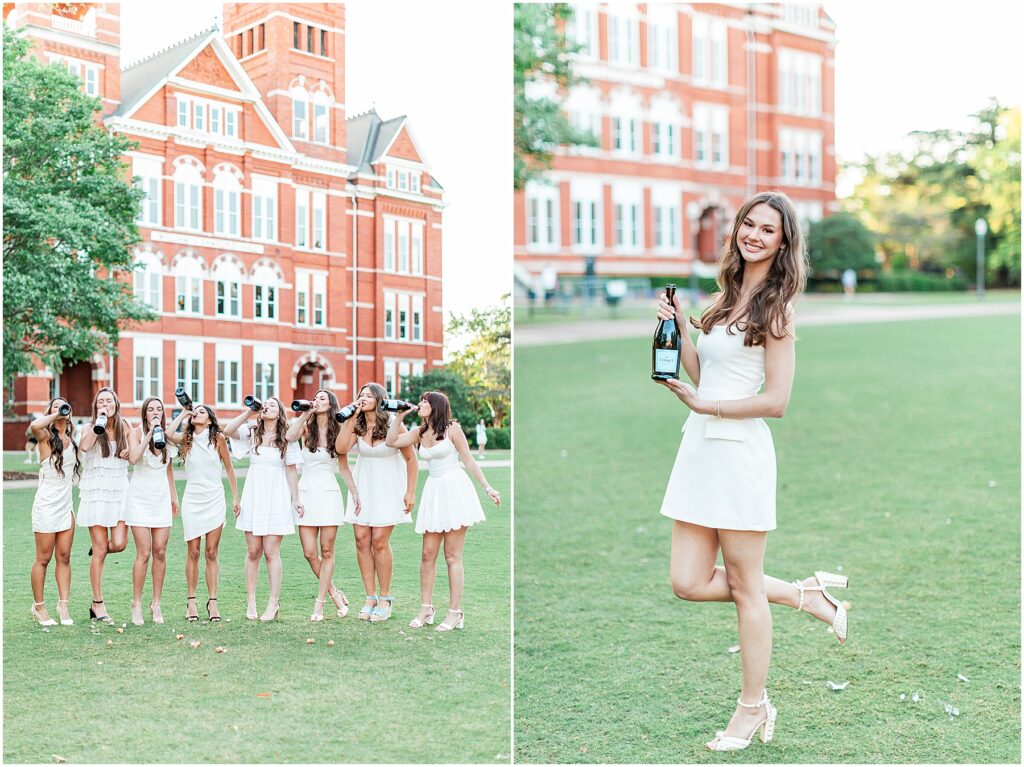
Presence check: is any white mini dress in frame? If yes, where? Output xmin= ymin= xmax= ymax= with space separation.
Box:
xmin=415 ymin=436 xmax=485 ymax=534
xmin=297 ymin=446 xmax=344 ymax=527
xmin=660 ymin=324 xmax=777 ymax=531
xmin=343 ymin=437 xmax=412 ymax=528
xmin=124 ymin=444 xmax=177 ymax=528
xmin=77 ymin=439 xmax=130 ymax=528
xmin=234 ymin=424 xmax=302 ymax=537
xmin=32 ymin=443 xmax=77 ymax=533
xmin=181 ymin=431 xmax=227 ymax=541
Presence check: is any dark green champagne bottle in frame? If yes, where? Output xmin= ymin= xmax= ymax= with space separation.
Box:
xmin=651 ymin=284 xmax=680 ymax=381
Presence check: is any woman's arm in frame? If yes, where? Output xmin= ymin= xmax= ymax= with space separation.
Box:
xmin=120 ymin=419 xmax=138 ymax=460
xmin=398 ymin=423 xmax=419 ymax=513
xmin=286 ymin=464 xmax=303 ymax=519
xmin=215 ymin=435 xmax=240 ymax=518
xmin=449 ymin=423 xmax=501 ymax=505
xmin=165 ymin=409 xmax=190 ymax=446
xmin=336 ymin=450 xmax=360 ymax=515
xmin=385 ymin=409 xmax=420 ymax=449
xmin=129 ymin=421 xmax=155 ymax=464
xmin=285 ymin=410 xmax=312 ymax=443
xmin=658 ymin=313 xmax=796 ymax=419
xmin=334 ymin=413 xmax=358 ymax=454
xmin=78 ymin=413 xmax=103 ymax=453
xmin=166 ymin=461 xmax=179 ymax=518
xmin=223 ymin=409 xmax=252 ymax=440
xmin=657 ymin=291 xmax=700 ymax=386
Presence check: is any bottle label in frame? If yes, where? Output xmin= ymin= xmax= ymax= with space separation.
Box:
xmin=654 ymin=349 xmax=679 ymax=373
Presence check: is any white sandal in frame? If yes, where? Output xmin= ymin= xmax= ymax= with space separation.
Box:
xmin=706 ymin=690 xmax=777 ymax=751
xmin=793 ymin=570 xmax=849 ymax=643
xmin=408 ymin=604 xmax=434 ymax=628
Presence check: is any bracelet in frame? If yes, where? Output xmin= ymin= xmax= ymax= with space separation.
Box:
xmin=485 ymin=486 xmax=496 ymax=494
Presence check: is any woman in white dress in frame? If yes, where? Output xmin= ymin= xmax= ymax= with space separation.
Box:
xmin=124 ymin=397 xmax=178 ymax=625
xmin=336 ymin=383 xmax=418 ymax=623
xmin=28 ymin=397 xmax=80 ymax=626
xmin=386 ymin=392 xmax=501 ymax=632
xmin=168 ymin=405 xmax=238 ymax=622
xmin=77 ymin=387 xmax=135 ymax=624
xmin=225 ymin=397 xmax=302 ymax=621
xmin=285 ymin=389 xmax=351 ymax=622
xmin=655 ymin=191 xmax=849 ymax=752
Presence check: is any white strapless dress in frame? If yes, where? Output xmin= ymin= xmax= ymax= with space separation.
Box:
xmin=32 ymin=443 xmax=77 ymax=533
xmin=343 ymin=437 xmax=412 ymax=527
xmin=125 ymin=444 xmax=177 ymax=528
xmin=415 ymin=437 xmax=485 ymax=534
xmin=660 ymin=324 xmax=777 ymax=531
xmin=297 ymin=446 xmax=344 ymax=527
xmin=234 ymin=424 xmax=302 ymax=537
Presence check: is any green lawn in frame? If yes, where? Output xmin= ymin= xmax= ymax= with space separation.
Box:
xmin=4 ymin=469 xmax=510 ymax=764
xmin=513 ymin=315 xmax=1020 ymax=763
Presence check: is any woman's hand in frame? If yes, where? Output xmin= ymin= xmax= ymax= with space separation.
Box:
xmin=293 ymin=501 xmax=305 ymax=519
xmin=403 ymin=490 xmax=415 ymax=514
xmin=486 ymin=487 xmax=502 ymax=506
xmin=656 ymin=290 xmax=682 ymax=322
xmin=401 ymin=405 xmax=417 ymax=419
xmin=232 ymin=498 xmax=240 ymax=518
xmin=656 ymin=378 xmax=710 ymax=414
xmin=171 ymin=499 xmax=179 ymax=518
xmin=351 ymin=491 xmax=361 ymax=516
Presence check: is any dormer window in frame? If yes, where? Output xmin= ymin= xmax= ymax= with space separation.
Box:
xmin=176 ymin=96 xmax=241 ymax=139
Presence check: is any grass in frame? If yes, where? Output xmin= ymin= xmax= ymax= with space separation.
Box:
xmin=513 ymin=314 xmax=1020 ymax=763
xmin=3 ymin=468 xmax=510 ymax=764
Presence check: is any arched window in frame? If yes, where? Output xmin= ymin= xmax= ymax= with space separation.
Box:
xmin=252 ymin=263 xmax=279 ymax=321
xmin=212 ymin=169 xmax=241 ymax=237
xmin=312 ymin=91 xmax=330 ymax=143
xmin=133 ymin=250 xmax=162 ymax=309
xmin=174 ymin=254 xmax=204 ymax=315
xmin=213 ymin=259 xmax=243 ymax=318
xmin=173 ymin=163 xmax=203 ymax=231
xmin=291 ymin=86 xmax=308 ymax=140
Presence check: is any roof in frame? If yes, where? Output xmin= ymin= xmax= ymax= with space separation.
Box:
xmin=114 ymin=25 xmax=218 ymax=118
xmin=346 ymin=109 xmax=405 ymax=173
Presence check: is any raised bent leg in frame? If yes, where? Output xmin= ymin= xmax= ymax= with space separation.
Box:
xmin=108 ymin=521 xmax=129 ymax=553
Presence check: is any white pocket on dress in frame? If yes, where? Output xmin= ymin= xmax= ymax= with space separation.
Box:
xmin=704 ymin=417 xmax=747 ymax=441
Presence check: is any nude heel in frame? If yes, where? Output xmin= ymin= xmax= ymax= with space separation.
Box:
xmin=794 ymin=572 xmax=849 ymax=643
xmin=408 ymin=604 xmax=434 ymax=628
xmin=706 ymin=691 xmax=776 ymax=751
xmin=31 ymin=601 xmax=57 ymax=627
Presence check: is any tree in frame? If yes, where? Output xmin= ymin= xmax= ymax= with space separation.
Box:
xmin=969 ymin=105 xmax=1021 ymax=285
xmin=446 ymin=298 xmax=511 ymax=428
xmin=806 ymin=212 xmax=877 ymax=278
xmin=400 ymin=368 xmax=478 ymax=428
xmin=514 ymin=3 xmax=598 ymax=190
xmin=3 ymin=25 xmax=154 ymax=385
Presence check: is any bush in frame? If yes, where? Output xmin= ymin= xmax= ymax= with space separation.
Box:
xmin=873 ymin=270 xmax=968 ymax=292
xmin=467 ymin=427 xmax=510 ymax=450
xmin=647 ymin=276 xmax=719 ymax=295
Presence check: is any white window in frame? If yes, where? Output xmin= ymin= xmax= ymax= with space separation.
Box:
xmin=133 ymin=251 xmax=162 ymax=310
xmin=779 ymin=128 xmax=823 ymax=186
xmin=177 ymin=98 xmax=189 ymax=128
xmin=133 ymin=337 xmax=161 ymax=404
xmin=214 ymin=260 xmax=242 ymax=318
xmin=295 ymin=188 xmax=309 ymax=248
xmin=693 ymin=103 xmax=729 ymax=169
xmin=779 ymin=49 xmax=822 ymax=116
xmin=792 ymin=200 xmax=824 ymax=228
xmin=384 ymin=221 xmax=395 ymax=271
xmin=607 ymin=9 xmax=639 ymax=67
xmin=398 ymin=294 xmax=410 ymax=341
xmin=215 ymin=343 xmax=241 ymax=406
xmin=525 ymin=181 xmax=560 ymax=249
xmin=410 ymin=173 xmax=421 ymax=194
xmin=386 ymin=167 xmax=395 ymax=189
xmin=210 ymin=107 xmax=220 ymax=134
xmin=213 ymin=169 xmax=241 ymax=237
xmin=174 ymin=255 xmax=204 ymax=315
xmin=398 ymin=360 xmax=411 ymax=389
xmin=384 ymin=360 xmax=397 ymax=396
xmin=312 ymin=91 xmax=329 ymax=143
xmin=567 ymin=4 xmax=599 ymax=59
xmin=652 ymin=187 xmax=680 ymax=253
xmin=292 ymin=86 xmax=308 ymax=139
xmin=252 ymin=264 xmax=278 ymax=321
xmin=782 ymin=5 xmax=818 ymax=29
xmin=253 ymin=346 xmax=277 ymax=402
xmin=311 ymin=191 xmax=327 ymax=250
xmin=412 ymin=295 xmax=423 ymax=341
xmin=398 ymin=170 xmax=409 ymax=192
xmin=173 ymin=164 xmax=203 ymax=231
xmin=175 ymin=340 xmax=203 ymax=405
xmin=693 ymin=15 xmax=728 ymax=88
xmin=133 ymin=155 xmax=163 ymax=227
xmin=647 ymin=5 xmax=678 ymax=74
xmin=194 ymin=102 xmax=206 ymax=132
xmin=384 ymin=292 xmax=396 ymax=340
xmin=312 ymin=273 xmax=326 ymax=326
xmin=398 ymin=221 xmax=409 ymax=273
xmin=612 ymin=184 xmax=643 ymax=252
xmin=570 ymin=178 xmax=602 ymax=252
xmin=295 ymin=270 xmax=310 ymax=325
xmin=566 ymin=86 xmax=603 ymax=152
xmin=610 ymin=90 xmax=642 ymax=157
xmin=251 ymin=177 xmax=277 ymax=242
xmin=84 ymin=65 xmax=98 ymax=96
xmin=225 ymin=110 xmax=237 ymax=137
xmin=411 ymin=222 xmax=423 ymax=274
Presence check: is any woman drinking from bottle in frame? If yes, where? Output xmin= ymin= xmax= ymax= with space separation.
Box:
xmin=77 ymin=387 xmax=135 ymax=623
xmin=386 ymin=391 xmax=500 ymax=631
xmin=336 ymin=383 xmax=418 ymax=623
xmin=28 ymin=398 xmax=80 ymax=626
xmin=226 ymin=396 xmax=302 ymax=621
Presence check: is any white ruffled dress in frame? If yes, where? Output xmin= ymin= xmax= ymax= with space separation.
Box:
xmin=77 ymin=439 xmax=129 ymax=528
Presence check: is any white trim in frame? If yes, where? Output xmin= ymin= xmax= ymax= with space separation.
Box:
xmin=17 ymin=24 xmax=119 ymax=55
xmin=124 ymin=331 xmax=350 ymax=355
xmin=376 ymin=119 xmax=433 ymax=169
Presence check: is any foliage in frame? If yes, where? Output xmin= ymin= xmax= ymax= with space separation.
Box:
xmin=806 ymin=212 xmax=877 ymax=278
xmin=514 ymin=3 xmax=598 ymax=190
xmin=842 ymin=100 xmax=1020 ymax=287
xmin=470 ymin=427 xmax=511 ymax=450
xmin=400 ymin=367 xmax=478 ymax=428
xmin=874 ymin=270 xmax=968 ymax=292
xmin=446 ymin=298 xmax=512 ymax=428
xmin=2 ymin=25 xmax=154 ymax=384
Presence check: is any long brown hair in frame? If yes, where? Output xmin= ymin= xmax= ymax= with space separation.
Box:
xmin=306 ymin=388 xmax=340 ymax=457
xmin=178 ymin=405 xmax=224 ymax=463
xmin=90 ymin=387 xmax=129 ymax=457
xmin=353 ymin=382 xmax=389 ymax=443
xmin=693 ymin=191 xmax=807 ymax=346
xmin=418 ymin=391 xmax=453 ymax=441
xmin=44 ymin=397 xmax=80 ymax=480
xmin=252 ymin=397 xmax=288 ymax=460
xmin=139 ymin=396 xmax=169 ymax=464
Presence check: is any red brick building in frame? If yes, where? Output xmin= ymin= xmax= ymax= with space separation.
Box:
xmin=4 ymin=2 xmax=445 ymax=444
xmin=514 ymin=2 xmax=836 ymax=283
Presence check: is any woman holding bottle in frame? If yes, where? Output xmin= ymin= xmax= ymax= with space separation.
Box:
xmin=386 ymin=391 xmax=500 ymax=631
xmin=336 ymin=383 xmax=418 ymax=623
xmin=225 ymin=396 xmax=302 ymax=621
xmin=654 ymin=191 xmax=848 ymax=751
xmin=77 ymin=387 xmax=135 ymax=623
xmin=168 ymin=404 xmax=238 ymax=622
xmin=28 ymin=397 xmax=80 ymax=626
xmin=124 ymin=397 xmax=178 ymax=625
xmin=285 ymin=389 xmax=350 ymax=622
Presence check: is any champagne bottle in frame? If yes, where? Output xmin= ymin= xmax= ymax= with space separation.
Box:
xmin=152 ymin=425 xmax=166 ymax=450
xmin=651 ymin=284 xmax=681 ymax=381
xmin=57 ymin=404 xmax=71 ymax=416
xmin=93 ymin=414 xmax=108 ymax=434
xmin=336 ymin=402 xmax=358 ymax=423
xmin=244 ymin=395 xmax=263 ymax=412
xmin=383 ymin=399 xmax=413 ymax=412
xmin=291 ymin=399 xmax=312 ymax=412
xmin=175 ymin=387 xmax=193 ymax=410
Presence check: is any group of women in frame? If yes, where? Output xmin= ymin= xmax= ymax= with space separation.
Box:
xmin=28 ymin=383 xmax=500 ymax=632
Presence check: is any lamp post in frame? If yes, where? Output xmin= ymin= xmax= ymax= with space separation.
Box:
xmin=975 ymin=217 xmax=987 ymax=300
xmin=686 ymin=202 xmax=701 ymax=307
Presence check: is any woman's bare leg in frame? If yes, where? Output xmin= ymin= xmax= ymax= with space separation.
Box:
xmin=53 ymin=526 xmax=74 ymax=612
xmin=88 ymin=526 xmax=111 ymax=619
xmin=131 ymin=526 xmax=153 ymax=609
xmin=413 ymin=533 xmax=443 ymax=624
xmin=203 ymin=526 xmax=222 ymax=619
xmin=353 ymin=525 xmax=376 ymax=612
xmin=108 ymin=521 xmax=129 ymax=553
xmin=262 ymin=535 xmax=283 ymax=609
xmin=185 ymin=537 xmax=201 ymax=620
xmin=151 ymin=527 xmax=170 ymax=606
xmin=31 ymin=533 xmax=56 ymax=621
xmin=370 ymin=526 xmax=395 ymax=596
xmin=244 ymin=532 xmax=263 ymax=618
xmin=441 ymin=527 xmax=468 ymax=611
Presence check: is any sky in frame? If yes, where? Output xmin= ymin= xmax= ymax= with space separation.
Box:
xmin=120 ymin=1 xmax=511 ymax=320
